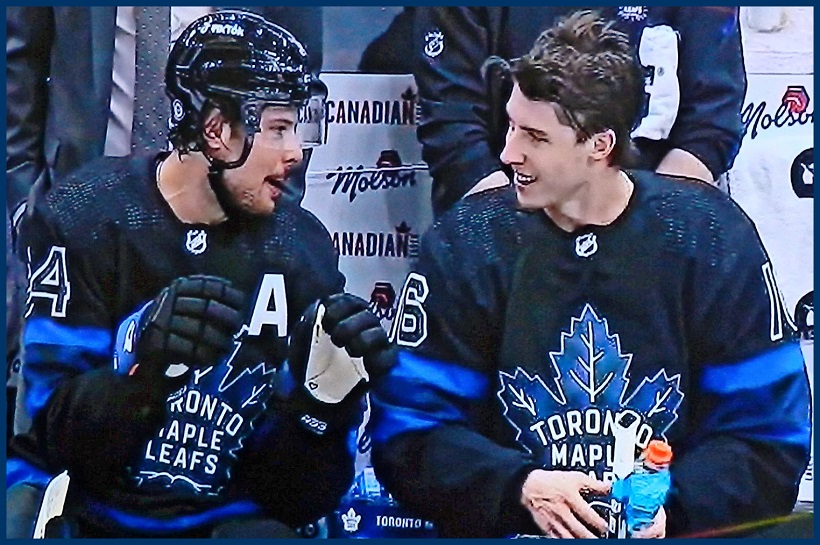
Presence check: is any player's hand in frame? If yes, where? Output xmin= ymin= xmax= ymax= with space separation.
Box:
xmin=134 ymin=275 xmax=245 ymax=383
xmin=288 ymin=294 xmax=396 ymax=435
xmin=520 ymin=469 xmax=610 ymax=538
xmin=631 ymin=507 xmax=666 ymax=539
xmin=320 ymin=292 xmax=396 ymax=381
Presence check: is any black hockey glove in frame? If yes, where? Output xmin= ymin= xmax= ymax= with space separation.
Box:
xmin=133 ymin=275 xmax=245 ymax=389
xmin=288 ymin=293 xmax=397 ymax=436
xmin=321 ymin=293 xmax=397 ymax=379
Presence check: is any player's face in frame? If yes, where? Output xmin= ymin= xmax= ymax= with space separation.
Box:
xmin=501 ymin=83 xmax=591 ymax=211
xmin=221 ymin=106 xmax=303 ymax=216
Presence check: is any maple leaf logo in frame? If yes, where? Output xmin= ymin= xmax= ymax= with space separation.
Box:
xmin=342 ymin=507 xmax=362 ymax=532
xmin=549 ymin=304 xmax=631 ymax=407
xmin=133 ymin=328 xmax=281 ymax=497
xmin=498 ymin=368 xmax=563 ymax=455
xmin=497 ymin=303 xmax=684 ymax=474
xmin=623 ymin=369 xmax=683 ymax=434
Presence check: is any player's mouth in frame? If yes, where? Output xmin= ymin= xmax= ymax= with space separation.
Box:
xmin=514 ymin=171 xmax=536 ymax=186
xmin=264 ymin=176 xmax=284 ymax=199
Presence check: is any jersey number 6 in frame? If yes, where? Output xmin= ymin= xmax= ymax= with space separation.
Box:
xmin=390 ymin=273 xmax=429 ymax=348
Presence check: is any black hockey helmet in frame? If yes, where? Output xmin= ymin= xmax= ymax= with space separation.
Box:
xmin=165 ymin=9 xmax=327 ymax=157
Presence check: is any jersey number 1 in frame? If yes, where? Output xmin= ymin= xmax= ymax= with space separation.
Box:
xmin=762 ymin=261 xmax=796 ymax=341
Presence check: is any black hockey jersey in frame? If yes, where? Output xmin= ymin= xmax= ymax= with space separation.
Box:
xmin=370 ymin=172 xmax=810 ymax=537
xmin=8 ymin=154 xmax=353 ymax=535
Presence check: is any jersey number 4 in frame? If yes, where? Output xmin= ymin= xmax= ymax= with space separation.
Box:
xmin=26 ymin=246 xmax=71 ymax=318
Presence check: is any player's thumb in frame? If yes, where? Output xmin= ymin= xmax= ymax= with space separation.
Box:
xmin=580 ymin=474 xmax=611 ymax=496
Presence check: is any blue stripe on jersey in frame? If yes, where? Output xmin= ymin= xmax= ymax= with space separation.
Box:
xmin=6 ymin=458 xmax=55 ymax=489
xmin=370 ymin=351 xmax=489 ymax=446
xmin=698 ymin=342 xmax=811 ymax=447
xmin=701 ymin=342 xmax=806 ymax=393
xmin=24 ymin=317 xmax=112 ymax=351
xmin=90 ymin=499 xmax=261 ymax=534
xmin=113 ymin=302 xmax=151 ymax=374
xmin=22 ymin=318 xmax=112 ymax=420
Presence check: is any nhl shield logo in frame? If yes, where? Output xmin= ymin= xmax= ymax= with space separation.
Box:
xmin=424 ymin=29 xmax=444 ymax=58
xmin=575 ymin=233 xmax=598 ymax=258
xmin=185 ymin=229 xmax=208 ymax=255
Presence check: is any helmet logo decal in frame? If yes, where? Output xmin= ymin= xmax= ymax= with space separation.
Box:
xmin=185 ymin=229 xmax=208 ymax=255
xmin=199 ymin=21 xmax=245 ymax=37
xmin=424 ymin=29 xmax=444 ymax=58
xmin=575 ymin=233 xmax=598 ymax=258
xmin=172 ymin=100 xmax=185 ymax=122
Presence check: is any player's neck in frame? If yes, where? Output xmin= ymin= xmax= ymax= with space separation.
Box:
xmin=157 ymin=152 xmax=228 ymax=225
xmin=544 ymin=168 xmax=633 ymax=232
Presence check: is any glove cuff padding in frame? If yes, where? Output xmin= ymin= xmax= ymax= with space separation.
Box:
xmin=289 ymin=383 xmax=365 ymax=437
xmin=42 ymin=367 xmax=168 ymax=496
xmin=288 ymin=300 xmax=366 ymax=435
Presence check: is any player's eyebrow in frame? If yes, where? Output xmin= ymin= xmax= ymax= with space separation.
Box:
xmin=506 ymin=105 xmax=551 ymax=139
xmin=522 ymin=125 xmax=550 ymax=139
xmin=262 ymin=111 xmax=297 ymax=127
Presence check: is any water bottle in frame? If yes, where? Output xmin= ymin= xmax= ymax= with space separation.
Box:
xmin=614 ymin=440 xmax=673 ymax=536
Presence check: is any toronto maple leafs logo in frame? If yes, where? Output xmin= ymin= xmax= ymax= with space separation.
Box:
xmin=342 ymin=508 xmax=362 ymax=532
xmin=497 ymin=304 xmax=683 ymax=481
xmin=133 ymin=325 xmax=280 ymax=497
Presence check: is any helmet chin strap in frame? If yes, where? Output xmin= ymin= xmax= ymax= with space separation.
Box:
xmin=206 ymin=135 xmax=254 ymax=218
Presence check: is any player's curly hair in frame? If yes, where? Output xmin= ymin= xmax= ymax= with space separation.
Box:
xmin=486 ymin=10 xmax=644 ymax=167
xmin=167 ymin=98 xmax=242 ymax=155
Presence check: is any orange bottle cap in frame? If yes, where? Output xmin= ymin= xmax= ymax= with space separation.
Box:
xmin=644 ymin=439 xmax=673 ymax=465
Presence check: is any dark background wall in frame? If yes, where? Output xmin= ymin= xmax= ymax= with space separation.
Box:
xmin=323 ymin=6 xmax=411 ymax=73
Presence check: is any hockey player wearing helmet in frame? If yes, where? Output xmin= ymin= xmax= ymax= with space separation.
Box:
xmin=161 ymin=10 xmax=329 ymax=219
xmin=6 ymin=10 xmax=395 ymax=538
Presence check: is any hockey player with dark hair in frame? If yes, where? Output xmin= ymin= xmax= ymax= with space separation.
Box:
xmin=6 ymin=10 xmax=395 ymax=538
xmin=414 ymin=6 xmax=747 ymax=218
xmin=370 ymin=10 xmax=811 ymax=539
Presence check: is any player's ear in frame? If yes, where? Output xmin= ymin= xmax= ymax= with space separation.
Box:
xmin=588 ymin=129 xmax=616 ymax=162
xmin=201 ymin=108 xmax=232 ymax=153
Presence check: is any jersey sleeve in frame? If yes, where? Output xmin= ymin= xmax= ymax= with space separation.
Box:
xmin=16 ymin=203 xmax=114 ymax=424
xmin=666 ymin=7 xmax=746 ymax=177
xmin=669 ymin=202 xmax=811 ymax=536
xmin=369 ymin=215 xmax=537 ymax=537
xmin=12 ymin=203 xmax=172 ymax=495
